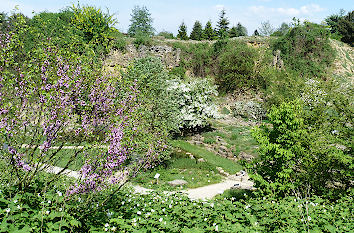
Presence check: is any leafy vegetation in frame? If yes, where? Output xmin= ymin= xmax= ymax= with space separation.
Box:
xmin=0 ymin=4 xmax=353 ymax=232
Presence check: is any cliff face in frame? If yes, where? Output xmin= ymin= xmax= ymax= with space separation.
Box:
xmin=105 ymin=44 xmax=181 ymax=69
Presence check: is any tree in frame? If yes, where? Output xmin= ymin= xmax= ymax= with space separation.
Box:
xmin=230 ymin=22 xmax=247 ymax=37
xmin=325 ymin=9 xmax=346 ymax=34
xmin=253 ymin=29 xmax=260 ymax=36
xmin=128 ymin=5 xmax=154 ymax=37
xmin=337 ymin=10 xmax=354 ymax=46
xmin=216 ymin=9 xmax=229 ymax=39
xmin=190 ymin=20 xmax=203 ymax=40
xmin=258 ymin=20 xmax=274 ymax=36
xmin=177 ymin=22 xmax=188 ymax=40
xmin=271 ymin=22 xmax=290 ymax=36
xmin=202 ymin=20 xmax=215 ymax=40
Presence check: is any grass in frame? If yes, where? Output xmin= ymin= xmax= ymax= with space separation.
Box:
xmin=201 ymin=123 xmax=259 ymax=157
xmin=170 ymin=140 xmax=242 ymax=174
xmin=131 ymin=151 xmax=223 ymax=190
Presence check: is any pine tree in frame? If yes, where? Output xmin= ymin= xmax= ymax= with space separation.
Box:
xmin=128 ymin=6 xmax=154 ymax=37
xmin=230 ymin=23 xmax=247 ymax=38
xmin=202 ymin=20 xmax=215 ymax=40
xmin=190 ymin=20 xmax=203 ymax=40
xmin=216 ymin=9 xmax=229 ymax=39
xmin=177 ymin=22 xmax=188 ymax=40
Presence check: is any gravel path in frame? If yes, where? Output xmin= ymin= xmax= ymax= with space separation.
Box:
xmin=44 ymin=166 xmax=254 ymax=200
xmin=131 ymin=175 xmax=254 ymax=200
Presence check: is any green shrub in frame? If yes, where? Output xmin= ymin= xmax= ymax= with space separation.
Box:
xmin=124 ymin=57 xmax=179 ymax=134
xmin=250 ymin=100 xmax=353 ymax=197
xmin=133 ymin=31 xmax=153 ymax=48
xmin=272 ymin=22 xmax=334 ymax=78
xmin=25 ymin=10 xmax=85 ymax=53
xmin=71 ymin=4 xmax=117 ymax=52
xmin=217 ymin=41 xmax=258 ymax=92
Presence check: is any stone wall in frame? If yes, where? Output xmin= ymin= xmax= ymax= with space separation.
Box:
xmin=104 ymin=44 xmax=181 ymax=69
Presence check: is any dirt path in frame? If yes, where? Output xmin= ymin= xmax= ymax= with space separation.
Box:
xmin=44 ymin=164 xmax=253 ymax=199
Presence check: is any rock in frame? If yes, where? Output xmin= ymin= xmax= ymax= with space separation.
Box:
xmin=194 ymin=141 xmax=203 ymax=146
xmin=198 ymin=158 xmax=206 ymax=162
xmin=216 ymin=167 xmax=230 ymax=176
xmin=168 ymin=179 xmax=188 ymax=187
xmin=238 ymin=152 xmax=254 ymax=161
xmin=219 ymin=145 xmax=228 ymax=152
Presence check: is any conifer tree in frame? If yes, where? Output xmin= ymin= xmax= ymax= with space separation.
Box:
xmin=190 ymin=20 xmax=203 ymax=40
xmin=177 ymin=22 xmax=188 ymax=40
xmin=202 ymin=20 xmax=215 ymax=40
xmin=216 ymin=9 xmax=229 ymax=39
xmin=128 ymin=5 xmax=154 ymax=37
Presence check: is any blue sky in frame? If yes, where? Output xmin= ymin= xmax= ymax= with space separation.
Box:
xmin=1 ymin=0 xmax=353 ymax=35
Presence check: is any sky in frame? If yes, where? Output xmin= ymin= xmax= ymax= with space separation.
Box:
xmin=1 ymin=0 xmax=353 ymax=35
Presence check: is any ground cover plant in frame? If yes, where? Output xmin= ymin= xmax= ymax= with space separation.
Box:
xmin=131 ymin=151 xmax=223 ymax=190
xmin=0 ymin=4 xmax=353 ymax=232
xmin=170 ymin=140 xmax=242 ymax=174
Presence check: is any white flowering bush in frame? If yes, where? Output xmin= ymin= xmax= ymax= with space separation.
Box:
xmin=167 ymin=78 xmax=219 ymax=131
xmin=232 ymin=101 xmax=266 ymax=121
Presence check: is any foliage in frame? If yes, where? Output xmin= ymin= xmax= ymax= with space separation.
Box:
xmin=272 ymin=21 xmax=334 ymax=79
xmin=250 ymin=100 xmax=353 ymax=197
xmin=132 ymin=30 xmax=153 ymax=48
xmin=0 ymin=22 xmax=165 ymax=195
xmin=217 ymin=41 xmax=259 ymax=92
xmin=253 ymin=29 xmax=260 ymax=36
xmin=229 ymin=23 xmax=247 ymax=38
xmin=170 ymin=140 xmax=242 ymax=174
xmin=128 ymin=5 xmax=155 ymax=37
xmin=167 ymin=77 xmax=219 ymax=131
xmin=258 ymin=20 xmax=275 ymax=36
xmin=216 ymin=9 xmax=229 ymax=39
xmin=190 ymin=20 xmax=203 ymax=41
xmin=263 ymin=68 xmax=305 ymax=108
xmin=271 ymin=22 xmax=290 ymax=37
xmin=71 ymin=4 xmax=117 ymax=52
xmin=232 ymin=101 xmax=266 ymax=121
xmin=177 ymin=22 xmax=188 ymax=40
xmin=337 ymin=10 xmax=354 ymax=46
xmin=132 ymin=152 xmax=222 ymax=190
xmin=123 ymin=57 xmax=179 ymax=135
xmin=157 ymin=31 xmax=174 ymax=39
xmin=24 ymin=10 xmax=85 ymax=53
xmin=202 ymin=21 xmax=216 ymax=40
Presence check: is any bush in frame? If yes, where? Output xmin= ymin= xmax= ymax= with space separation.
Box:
xmin=71 ymin=4 xmax=117 ymax=52
xmin=25 ymin=10 xmax=85 ymax=53
xmin=250 ymin=100 xmax=353 ymax=197
xmin=123 ymin=57 xmax=179 ymax=135
xmin=133 ymin=31 xmax=153 ymax=48
xmin=167 ymin=77 xmax=219 ymax=131
xmin=217 ymin=41 xmax=258 ymax=92
xmin=232 ymin=101 xmax=266 ymax=121
xmin=272 ymin=22 xmax=334 ymax=79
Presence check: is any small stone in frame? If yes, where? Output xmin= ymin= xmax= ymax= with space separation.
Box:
xmin=198 ymin=158 xmax=206 ymax=162
xmin=168 ymin=179 xmax=188 ymax=187
xmin=219 ymin=146 xmax=228 ymax=152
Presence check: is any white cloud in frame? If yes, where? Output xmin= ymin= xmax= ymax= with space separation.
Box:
xmin=249 ymin=4 xmax=325 ymax=16
xmin=214 ymin=5 xmax=225 ymax=11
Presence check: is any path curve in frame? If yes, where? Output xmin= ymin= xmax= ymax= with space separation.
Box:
xmin=44 ymin=165 xmax=254 ymax=200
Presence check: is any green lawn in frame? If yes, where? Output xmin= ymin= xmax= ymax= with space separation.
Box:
xmin=131 ymin=151 xmax=223 ymax=190
xmin=170 ymin=140 xmax=242 ymax=174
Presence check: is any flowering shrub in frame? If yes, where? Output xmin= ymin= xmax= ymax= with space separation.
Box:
xmin=232 ymin=101 xmax=266 ymax=121
xmin=167 ymin=77 xmax=219 ymax=131
xmin=0 ymin=23 xmax=166 ymax=195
